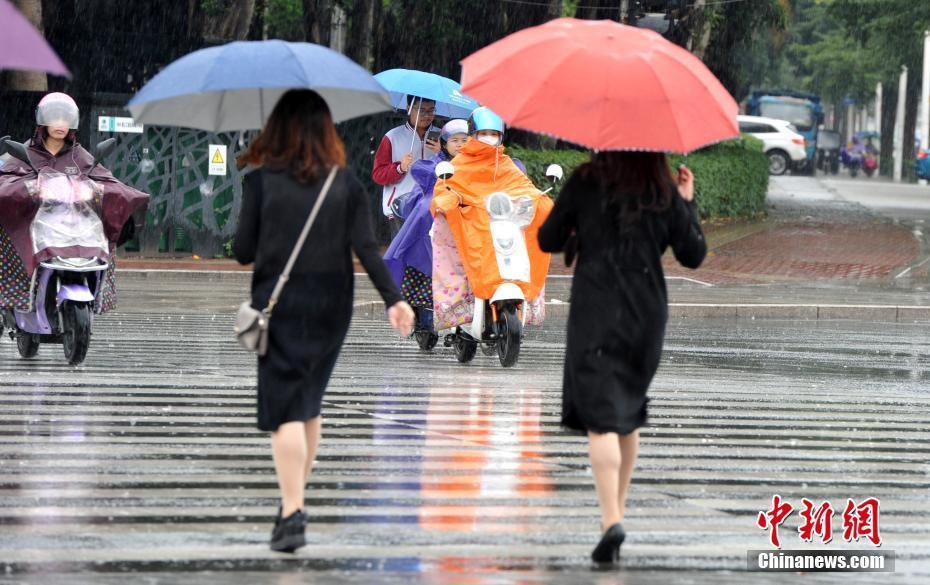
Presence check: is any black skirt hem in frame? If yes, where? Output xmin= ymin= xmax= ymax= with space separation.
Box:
xmin=560 ymin=407 xmax=648 ymax=437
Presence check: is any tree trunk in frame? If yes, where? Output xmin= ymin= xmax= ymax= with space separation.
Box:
xmin=9 ymin=0 xmax=48 ymax=91
xmin=302 ymin=0 xmax=333 ymax=45
xmin=879 ymin=80 xmax=897 ymax=177
xmin=903 ymin=67 xmax=920 ymax=180
xmin=203 ymin=0 xmax=255 ymax=41
xmin=689 ymin=1 xmax=714 ymax=60
xmin=547 ymin=0 xmax=562 ymax=19
xmin=248 ymin=0 xmax=267 ymax=40
xmin=346 ymin=0 xmax=375 ymax=69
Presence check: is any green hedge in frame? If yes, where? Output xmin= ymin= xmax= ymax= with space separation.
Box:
xmin=509 ymin=134 xmax=769 ymax=219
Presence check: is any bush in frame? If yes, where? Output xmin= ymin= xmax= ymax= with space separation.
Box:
xmin=508 ymin=146 xmax=588 ymax=199
xmin=509 ymin=135 xmax=770 ymax=219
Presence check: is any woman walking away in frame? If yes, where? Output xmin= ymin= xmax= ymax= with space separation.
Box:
xmin=233 ymin=89 xmax=414 ymax=553
xmin=538 ymin=152 xmax=706 ymax=565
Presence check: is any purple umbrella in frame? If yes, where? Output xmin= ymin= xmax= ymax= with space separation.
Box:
xmin=0 ymin=0 xmax=70 ymax=77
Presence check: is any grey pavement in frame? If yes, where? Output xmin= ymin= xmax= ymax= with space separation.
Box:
xmin=0 ymin=277 xmax=928 ymax=583
xmin=116 ymin=271 xmax=930 ymax=322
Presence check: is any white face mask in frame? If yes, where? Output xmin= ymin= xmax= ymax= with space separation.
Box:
xmin=477 ymin=135 xmax=501 ymax=147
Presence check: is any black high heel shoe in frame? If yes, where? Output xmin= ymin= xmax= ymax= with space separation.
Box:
xmin=591 ymin=523 xmax=626 ymax=564
xmin=270 ymin=508 xmax=306 ymax=553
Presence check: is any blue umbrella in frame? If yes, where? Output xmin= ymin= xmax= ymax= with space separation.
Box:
xmin=128 ymin=40 xmax=392 ymax=131
xmin=374 ymin=69 xmax=479 ymax=119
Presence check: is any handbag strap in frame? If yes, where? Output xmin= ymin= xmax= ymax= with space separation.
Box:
xmin=264 ymin=166 xmax=339 ymax=315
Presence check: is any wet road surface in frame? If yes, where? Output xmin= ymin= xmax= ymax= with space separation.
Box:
xmin=0 ymin=282 xmax=928 ymax=583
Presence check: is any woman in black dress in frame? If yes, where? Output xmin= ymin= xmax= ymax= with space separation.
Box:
xmin=233 ymin=90 xmax=414 ymax=553
xmin=538 ymin=152 xmax=706 ymax=564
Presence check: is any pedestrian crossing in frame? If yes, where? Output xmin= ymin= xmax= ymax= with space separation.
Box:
xmin=0 ymin=308 xmax=928 ymax=581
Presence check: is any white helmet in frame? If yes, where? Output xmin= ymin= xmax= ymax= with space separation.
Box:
xmin=36 ymin=92 xmax=79 ymax=130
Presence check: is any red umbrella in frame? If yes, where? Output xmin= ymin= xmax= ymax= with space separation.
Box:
xmin=0 ymin=0 xmax=70 ymax=77
xmin=460 ymin=18 xmax=738 ymax=153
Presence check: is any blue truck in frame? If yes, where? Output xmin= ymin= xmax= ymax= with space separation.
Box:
xmin=747 ymin=90 xmax=824 ymax=174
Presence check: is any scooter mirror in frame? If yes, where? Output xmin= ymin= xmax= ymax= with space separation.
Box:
xmin=94 ymin=138 xmax=118 ymax=162
xmin=89 ymin=138 xmax=117 ymax=174
xmin=545 ymin=164 xmax=564 ymax=182
xmin=2 ymin=139 xmax=37 ymax=173
xmin=435 ymin=161 xmax=455 ymax=180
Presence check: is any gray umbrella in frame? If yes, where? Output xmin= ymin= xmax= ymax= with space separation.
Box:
xmin=128 ymin=40 xmax=391 ymax=131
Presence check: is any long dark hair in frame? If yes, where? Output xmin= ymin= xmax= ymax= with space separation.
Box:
xmin=237 ymin=89 xmax=345 ymax=183
xmin=34 ymin=126 xmax=77 ymax=146
xmin=580 ymin=151 xmax=676 ymax=224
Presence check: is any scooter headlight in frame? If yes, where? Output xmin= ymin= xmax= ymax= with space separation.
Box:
xmin=494 ymin=235 xmax=515 ymax=255
xmin=486 ymin=192 xmax=513 ymax=220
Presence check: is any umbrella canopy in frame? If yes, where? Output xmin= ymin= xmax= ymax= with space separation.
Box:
xmin=374 ymin=69 xmax=478 ymax=119
xmin=128 ymin=40 xmax=392 ymax=131
xmin=0 ymin=0 xmax=70 ymax=77
xmin=460 ymin=18 xmax=738 ymax=153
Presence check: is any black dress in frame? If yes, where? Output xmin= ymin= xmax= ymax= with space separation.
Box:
xmin=538 ymin=170 xmax=706 ymax=435
xmin=234 ymin=168 xmax=402 ymax=432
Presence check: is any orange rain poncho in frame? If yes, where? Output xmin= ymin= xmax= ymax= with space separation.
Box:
xmin=431 ymin=139 xmax=552 ymax=301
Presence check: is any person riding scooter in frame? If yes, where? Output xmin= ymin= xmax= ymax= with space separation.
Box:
xmin=0 ymin=93 xmax=149 ymax=362
xmin=383 ymin=118 xmax=470 ymax=351
xmin=430 ymin=107 xmax=553 ymax=367
xmin=841 ymin=136 xmax=866 ymax=178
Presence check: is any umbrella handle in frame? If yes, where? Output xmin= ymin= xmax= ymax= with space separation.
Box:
xmin=409 ymin=101 xmax=422 ymax=156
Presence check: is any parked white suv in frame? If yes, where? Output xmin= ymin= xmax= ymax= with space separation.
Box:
xmin=738 ymin=115 xmax=808 ymax=176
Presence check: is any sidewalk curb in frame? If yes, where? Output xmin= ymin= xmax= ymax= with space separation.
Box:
xmin=353 ymin=301 xmax=930 ymax=322
xmin=122 ymin=269 xmax=251 ymax=282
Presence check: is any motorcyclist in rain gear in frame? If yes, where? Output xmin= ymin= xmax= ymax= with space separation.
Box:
xmin=0 ymin=93 xmax=149 ymax=317
xmin=430 ymin=107 xmax=552 ymax=366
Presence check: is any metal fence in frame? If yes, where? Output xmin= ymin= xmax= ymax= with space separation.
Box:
xmin=2 ymin=90 xmax=402 ymax=257
xmin=90 ymin=95 xmax=402 ymax=255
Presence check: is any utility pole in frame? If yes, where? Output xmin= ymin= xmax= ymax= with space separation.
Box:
xmin=894 ymin=66 xmax=908 ymax=182
xmin=918 ymin=29 xmax=930 ymax=185
xmin=875 ymin=83 xmax=882 ymax=133
xmin=921 ymin=29 xmax=930 ymax=185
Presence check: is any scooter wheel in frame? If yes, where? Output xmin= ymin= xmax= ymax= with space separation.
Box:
xmin=61 ymin=302 xmax=91 ymax=365
xmin=496 ymin=307 xmax=522 ymax=368
xmin=415 ymin=330 xmax=439 ymax=351
xmin=16 ymin=333 xmax=40 ymax=358
xmin=453 ymin=328 xmax=478 ymax=363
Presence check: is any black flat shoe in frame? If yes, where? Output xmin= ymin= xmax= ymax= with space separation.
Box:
xmin=591 ymin=523 xmax=625 ymax=564
xmin=270 ymin=509 xmax=306 ymax=553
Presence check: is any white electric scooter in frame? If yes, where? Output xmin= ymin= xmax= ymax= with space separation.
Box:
xmin=434 ymin=161 xmax=562 ymax=367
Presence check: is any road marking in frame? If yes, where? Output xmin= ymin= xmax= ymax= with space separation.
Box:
xmin=894 ymin=256 xmax=930 ymax=279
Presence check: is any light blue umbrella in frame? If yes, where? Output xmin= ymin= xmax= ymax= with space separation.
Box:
xmin=374 ymin=69 xmax=479 ymax=119
xmin=128 ymin=40 xmax=392 ymax=131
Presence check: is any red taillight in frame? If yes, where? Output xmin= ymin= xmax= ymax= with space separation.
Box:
xmin=919 ymin=149 xmax=929 ymax=160
xmin=792 ymin=137 xmax=805 ymax=146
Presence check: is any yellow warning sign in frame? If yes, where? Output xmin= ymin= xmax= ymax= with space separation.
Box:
xmin=208 ymin=144 xmax=227 ymax=176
